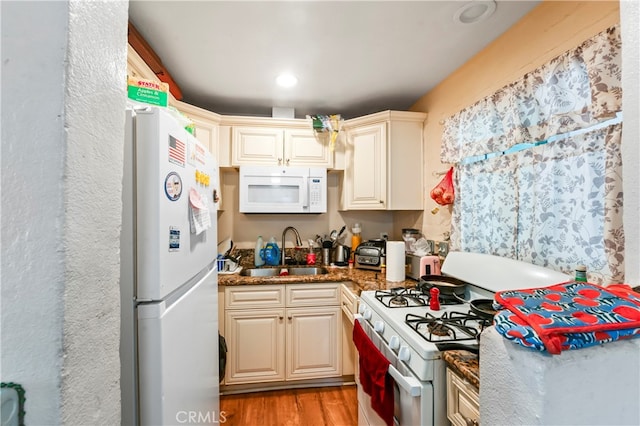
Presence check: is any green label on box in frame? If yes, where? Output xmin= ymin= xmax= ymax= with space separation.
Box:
xmin=128 ymin=85 xmax=168 ymax=107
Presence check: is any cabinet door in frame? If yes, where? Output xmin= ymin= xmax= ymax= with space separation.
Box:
xmin=286 ymin=306 xmax=341 ymax=380
xmin=284 ymin=129 xmax=333 ymax=168
xmin=343 ymin=122 xmax=387 ymax=209
xmin=225 ymin=309 xmax=285 ymax=384
xmin=232 ymin=126 xmax=284 ymax=165
xmin=446 ymin=368 xmax=480 ymax=426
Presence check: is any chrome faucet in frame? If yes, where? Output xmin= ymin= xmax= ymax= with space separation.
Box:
xmin=281 ymin=226 xmax=302 ymax=265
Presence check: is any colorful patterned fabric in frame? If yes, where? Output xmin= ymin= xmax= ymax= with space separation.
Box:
xmin=493 ymin=282 xmax=640 ymax=354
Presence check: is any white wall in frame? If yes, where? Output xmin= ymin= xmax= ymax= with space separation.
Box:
xmin=1 ymin=1 xmax=127 ymax=423
xmin=1 ymin=2 xmax=68 ymax=422
xmin=621 ymin=0 xmax=640 ymax=285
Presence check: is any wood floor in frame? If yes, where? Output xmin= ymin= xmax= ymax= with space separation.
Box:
xmin=219 ymin=385 xmax=358 ymax=426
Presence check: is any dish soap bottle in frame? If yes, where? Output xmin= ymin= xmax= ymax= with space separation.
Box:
xmin=254 ymin=236 xmax=265 ymax=267
xmin=351 ymin=223 xmax=362 ymax=261
xmin=264 ymin=237 xmax=281 ymax=266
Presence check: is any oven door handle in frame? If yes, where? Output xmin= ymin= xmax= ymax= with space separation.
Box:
xmin=388 ymin=364 xmax=422 ymax=397
xmin=354 ymin=314 xmax=422 ymax=397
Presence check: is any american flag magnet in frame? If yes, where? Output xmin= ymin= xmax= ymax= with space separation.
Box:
xmin=168 ymin=135 xmax=185 ymax=167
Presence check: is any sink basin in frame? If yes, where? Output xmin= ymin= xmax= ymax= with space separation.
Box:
xmin=239 ymin=268 xmax=281 ymax=277
xmin=288 ymin=267 xmax=328 ymax=276
xmin=239 ymin=266 xmax=329 ymax=277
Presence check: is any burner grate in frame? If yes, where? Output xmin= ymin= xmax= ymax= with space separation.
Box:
xmin=405 ymin=312 xmax=481 ymax=343
xmin=375 ymin=288 xmax=427 ymax=308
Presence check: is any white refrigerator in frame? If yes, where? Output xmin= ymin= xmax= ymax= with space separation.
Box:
xmin=121 ymin=106 xmax=220 ymax=425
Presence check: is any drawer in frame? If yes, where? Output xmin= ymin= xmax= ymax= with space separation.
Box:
xmin=446 ymin=368 xmax=480 ymax=426
xmin=341 ymin=283 xmax=359 ymax=323
xmin=286 ymin=283 xmax=340 ymax=307
xmin=225 ymin=285 xmax=285 ymax=309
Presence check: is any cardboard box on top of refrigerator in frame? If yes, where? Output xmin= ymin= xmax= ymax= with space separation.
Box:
xmin=127 ymin=76 xmax=169 ymax=107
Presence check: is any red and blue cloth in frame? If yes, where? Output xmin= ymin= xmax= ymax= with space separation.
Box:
xmin=493 ymin=281 xmax=640 ymax=354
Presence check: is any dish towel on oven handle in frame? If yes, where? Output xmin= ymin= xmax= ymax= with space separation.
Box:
xmin=352 ymin=320 xmax=394 ymax=426
xmin=493 ymin=281 xmax=640 ymax=354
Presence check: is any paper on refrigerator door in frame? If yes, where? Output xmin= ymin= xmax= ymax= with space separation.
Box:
xmin=189 ymin=188 xmax=211 ymax=235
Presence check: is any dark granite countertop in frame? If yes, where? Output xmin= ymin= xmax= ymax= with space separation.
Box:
xmin=442 ymin=350 xmax=480 ymax=389
xmin=218 ymin=263 xmax=417 ymax=294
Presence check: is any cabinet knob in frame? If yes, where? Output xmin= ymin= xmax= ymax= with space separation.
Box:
xmin=286 ymin=158 xmax=290 ymax=165
xmin=278 ymin=157 xmax=282 ymax=164
xmin=279 ymin=316 xmax=284 ymax=320
xmin=288 ymin=315 xmax=292 ymax=320
xmin=379 ymin=200 xmax=384 ymax=204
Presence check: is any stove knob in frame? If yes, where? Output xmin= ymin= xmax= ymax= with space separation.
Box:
xmin=363 ymin=309 xmax=372 ymax=320
xmin=389 ymin=336 xmax=400 ymax=350
xmin=399 ymin=346 xmax=411 ymax=362
xmin=374 ymin=321 xmax=384 ymax=333
xmin=358 ymin=304 xmax=366 ymax=315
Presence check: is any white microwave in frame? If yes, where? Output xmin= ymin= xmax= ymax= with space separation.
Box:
xmin=239 ymin=166 xmax=327 ymax=213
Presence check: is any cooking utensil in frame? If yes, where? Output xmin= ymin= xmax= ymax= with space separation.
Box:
xmin=223 ymin=240 xmax=234 ymax=258
xmin=329 ymin=229 xmax=339 ymax=247
xmin=435 ymin=343 xmax=479 ymax=355
xmin=418 ymin=275 xmax=467 ymax=298
xmin=452 ymin=293 xmax=497 ymax=321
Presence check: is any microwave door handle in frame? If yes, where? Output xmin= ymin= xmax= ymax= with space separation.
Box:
xmin=302 ymin=176 xmax=309 ymax=208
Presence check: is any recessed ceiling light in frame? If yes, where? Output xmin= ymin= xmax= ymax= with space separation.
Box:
xmin=453 ymin=0 xmax=496 ymax=24
xmin=276 ymin=73 xmax=298 ymax=88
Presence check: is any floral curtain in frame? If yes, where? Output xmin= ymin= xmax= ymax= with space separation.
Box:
xmin=450 ymin=153 xmax=518 ymax=259
xmin=450 ymin=124 xmax=624 ymax=284
xmin=516 ymin=124 xmax=624 ymax=284
xmin=441 ymin=25 xmax=622 ymax=163
xmin=447 ymin=25 xmax=624 ymax=284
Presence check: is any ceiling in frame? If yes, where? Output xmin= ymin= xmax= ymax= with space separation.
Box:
xmin=128 ymin=1 xmax=540 ymax=119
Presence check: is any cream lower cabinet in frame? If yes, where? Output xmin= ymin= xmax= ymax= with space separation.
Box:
xmin=446 ymin=368 xmax=480 ymax=426
xmin=341 ymin=110 xmax=426 ymax=210
xmin=224 ymin=283 xmax=341 ymax=385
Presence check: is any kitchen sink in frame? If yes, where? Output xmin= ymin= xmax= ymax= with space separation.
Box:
xmin=239 ymin=266 xmax=328 ymax=277
xmin=288 ymin=267 xmax=328 ymax=275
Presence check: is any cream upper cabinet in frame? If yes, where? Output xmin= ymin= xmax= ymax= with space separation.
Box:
xmin=341 ymin=110 xmax=426 ymax=210
xmin=225 ymin=117 xmax=334 ymax=168
xmin=231 ymin=126 xmax=284 ymax=165
xmin=172 ymin=100 xmax=222 ymax=161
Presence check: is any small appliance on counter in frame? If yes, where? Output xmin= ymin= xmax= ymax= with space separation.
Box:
xmin=406 ymin=254 xmax=441 ymax=280
xmin=354 ymin=239 xmax=386 ymax=271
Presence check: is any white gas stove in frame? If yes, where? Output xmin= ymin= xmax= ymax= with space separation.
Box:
xmin=354 ymin=251 xmax=571 ymax=426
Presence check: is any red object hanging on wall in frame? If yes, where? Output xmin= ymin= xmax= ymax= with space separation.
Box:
xmin=430 ymin=167 xmax=455 ymax=206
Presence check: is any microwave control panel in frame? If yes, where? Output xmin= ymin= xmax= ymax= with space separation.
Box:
xmin=309 ymin=178 xmax=322 ymax=207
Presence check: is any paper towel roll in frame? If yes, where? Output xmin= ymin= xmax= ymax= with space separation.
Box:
xmin=386 ymin=241 xmax=405 ymax=282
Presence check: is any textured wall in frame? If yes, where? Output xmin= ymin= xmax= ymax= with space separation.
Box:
xmin=1 ymin=0 xmax=127 ymax=423
xmin=480 ymin=327 xmax=640 ymax=425
xmin=60 ymin=0 xmax=128 ymax=423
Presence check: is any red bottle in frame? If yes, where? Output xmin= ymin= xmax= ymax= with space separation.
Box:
xmin=430 ymin=287 xmax=441 ymax=311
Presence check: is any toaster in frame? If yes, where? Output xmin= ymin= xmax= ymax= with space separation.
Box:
xmin=354 ymin=239 xmax=386 ymax=271
xmin=406 ymin=254 xmax=441 ymax=280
